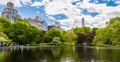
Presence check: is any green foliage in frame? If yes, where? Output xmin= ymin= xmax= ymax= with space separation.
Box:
xmin=0 ymin=32 xmax=11 ymax=44
xmin=0 ymin=17 xmax=11 ymax=28
xmin=93 ymin=28 xmax=112 ymax=46
xmin=74 ymin=27 xmax=84 ymax=35
xmin=0 ymin=17 xmax=11 ymax=42
xmin=82 ymin=26 xmax=91 ymax=33
xmin=0 ymin=23 xmax=3 ymax=32
xmin=61 ymin=30 xmax=67 ymax=37
xmin=2 ymin=16 xmax=120 ymax=46
xmin=15 ymin=18 xmax=26 ymax=22
xmin=107 ymin=17 xmax=120 ymax=27
xmin=74 ymin=26 xmax=93 ymax=45
xmin=60 ymin=30 xmax=67 ymax=42
xmin=0 ymin=32 xmax=9 ymax=40
xmin=15 ymin=18 xmax=30 ymax=24
xmin=4 ymin=20 xmax=41 ymax=45
xmin=92 ymin=27 xmax=98 ymax=35
xmin=63 ymin=32 xmax=77 ymax=42
xmin=93 ymin=17 xmax=120 ymax=46
xmin=109 ymin=21 xmax=120 ymax=46
xmin=74 ymin=26 xmax=91 ymax=35
xmin=52 ymin=37 xmax=61 ymax=45
xmin=44 ymin=28 xmax=63 ymax=43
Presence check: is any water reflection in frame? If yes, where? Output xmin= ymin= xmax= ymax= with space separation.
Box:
xmin=0 ymin=47 xmax=120 ymax=62
xmin=77 ymin=47 xmax=96 ymax=62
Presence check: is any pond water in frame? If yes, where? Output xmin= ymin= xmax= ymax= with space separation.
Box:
xmin=0 ymin=46 xmax=120 ymax=62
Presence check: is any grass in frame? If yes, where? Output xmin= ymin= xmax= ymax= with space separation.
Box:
xmin=62 ymin=42 xmax=76 ymax=46
xmin=40 ymin=42 xmax=76 ymax=46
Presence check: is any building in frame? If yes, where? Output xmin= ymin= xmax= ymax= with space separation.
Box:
xmin=48 ymin=21 xmax=61 ymax=30
xmin=48 ymin=25 xmax=54 ymax=30
xmin=25 ymin=16 xmax=48 ymax=31
xmin=1 ymin=2 xmax=21 ymax=22
xmin=82 ymin=18 xmax=85 ymax=27
xmin=54 ymin=21 xmax=60 ymax=29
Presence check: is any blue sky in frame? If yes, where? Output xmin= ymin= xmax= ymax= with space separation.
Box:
xmin=0 ymin=0 xmax=120 ymax=30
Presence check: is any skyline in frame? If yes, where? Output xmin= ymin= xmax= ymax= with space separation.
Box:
xmin=0 ymin=0 xmax=120 ymax=30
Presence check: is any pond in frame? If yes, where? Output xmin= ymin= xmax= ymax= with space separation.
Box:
xmin=0 ymin=46 xmax=120 ymax=62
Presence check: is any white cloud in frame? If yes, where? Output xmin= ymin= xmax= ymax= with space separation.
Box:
xmin=115 ymin=0 xmax=120 ymax=4
xmin=0 ymin=0 xmax=10 ymax=5
xmin=21 ymin=0 xmax=32 ymax=5
xmin=21 ymin=0 xmax=32 ymax=3
xmin=36 ymin=0 xmax=120 ymax=30
xmin=1 ymin=0 xmax=120 ymax=30
xmin=31 ymin=2 xmax=41 ymax=7
xmin=0 ymin=0 xmax=32 ymax=7
xmin=48 ymin=15 xmax=56 ymax=20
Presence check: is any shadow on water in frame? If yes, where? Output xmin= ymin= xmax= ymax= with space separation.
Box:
xmin=0 ymin=46 xmax=120 ymax=62
xmin=76 ymin=47 xmax=96 ymax=62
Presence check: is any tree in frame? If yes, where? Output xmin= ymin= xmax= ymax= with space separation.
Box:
xmin=82 ymin=26 xmax=91 ymax=34
xmin=0 ymin=17 xmax=11 ymax=28
xmin=109 ymin=21 xmax=120 ymax=45
xmin=74 ymin=27 xmax=84 ymax=35
xmin=61 ymin=30 xmax=67 ymax=37
xmin=77 ymin=33 xmax=85 ymax=45
xmin=85 ymin=32 xmax=94 ymax=45
xmin=52 ymin=37 xmax=61 ymax=46
xmin=93 ymin=17 xmax=120 ymax=46
xmin=93 ymin=28 xmax=112 ymax=46
xmin=0 ymin=17 xmax=11 ymax=44
xmin=74 ymin=27 xmax=93 ymax=45
xmin=106 ymin=17 xmax=120 ymax=27
xmin=0 ymin=23 xmax=3 ymax=32
xmin=44 ymin=28 xmax=62 ymax=43
xmin=74 ymin=26 xmax=91 ymax=35
xmin=4 ymin=20 xmax=41 ymax=45
xmin=24 ymin=26 xmax=41 ymax=45
xmin=40 ymin=30 xmax=46 ymax=42
xmin=92 ymin=27 xmax=98 ymax=35
xmin=63 ymin=32 xmax=77 ymax=43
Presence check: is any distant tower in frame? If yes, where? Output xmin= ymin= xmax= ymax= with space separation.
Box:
xmin=35 ymin=16 xmax=40 ymax=21
xmin=54 ymin=21 xmax=60 ymax=29
xmin=7 ymin=2 xmax=14 ymax=8
xmin=1 ymin=2 xmax=21 ymax=22
xmin=82 ymin=18 xmax=84 ymax=27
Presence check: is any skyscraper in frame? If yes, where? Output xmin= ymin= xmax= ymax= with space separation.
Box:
xmin=82 ymin=18 xmax=84 ymax=27
xmin=1 ymin=2 xmax=21 ymax=22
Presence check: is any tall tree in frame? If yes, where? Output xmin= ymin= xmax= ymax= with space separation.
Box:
xmin=63 ymin=32 xmax=77 ymax=43
xmin=74 ymin=26 xmax=91 ymax=35
xmin=92 ymin=27 xmax=98 ymax=35
xmin=93 ymin=28 xmax=112 ymax=46
xmin=85 ymin=32 xmax=94 ymax=45
xmin=106 ymin=17 xmax=120 ymax=27
xmin=77 ymin=33 xmax=85 ymax=45
xmin=4 ymin=20 xmax=41 ymax=45
xmin=74 ymin=27 xmax=84 ymax=35
xmin=44 ymin=28 xmax=62 ymax=43
xmin=109 ymin=21 xmax=120 ymax=45
xmin=0 ymin=17 xmax=11 ymax=28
